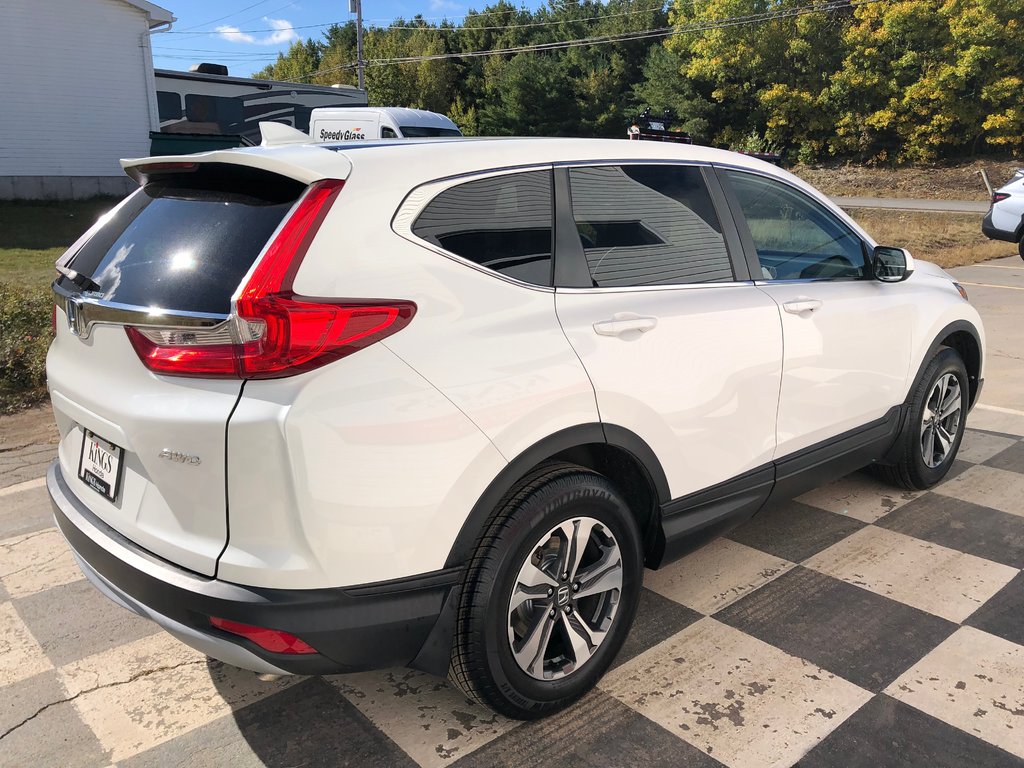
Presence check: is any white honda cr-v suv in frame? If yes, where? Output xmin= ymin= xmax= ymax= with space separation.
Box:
xmin=47 ymin=138 xmax=984 ymax=719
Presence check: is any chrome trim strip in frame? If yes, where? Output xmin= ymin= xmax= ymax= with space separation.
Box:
xmin=556 ymin=280 xmax=756 ymax=295
xmin=53 ymin=280 xmax=229 ymax=339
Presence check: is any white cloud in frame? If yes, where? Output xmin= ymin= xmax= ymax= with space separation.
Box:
xmin=215 ymin=18 xmax=298 ymax=46
xmin=264 ymin=18 xmax=299 ymax=44
xmin=215 ymin=25 xmax=256 ymax=44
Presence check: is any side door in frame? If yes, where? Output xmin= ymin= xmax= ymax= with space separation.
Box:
xmin=553 ymin=163 xmax=783 ymax=504
xmin=717 ymin=167 xmax=914 ymax=459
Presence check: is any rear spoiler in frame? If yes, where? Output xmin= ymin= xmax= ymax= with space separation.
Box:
xmin=259 ymin=121 xmax=314 ymax=147
xmin=121 ymin=139 xmax=351 ymax=187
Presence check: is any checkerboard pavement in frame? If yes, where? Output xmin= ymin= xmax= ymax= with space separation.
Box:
xmin=3 ymin=418 xmax=1024 ymax=767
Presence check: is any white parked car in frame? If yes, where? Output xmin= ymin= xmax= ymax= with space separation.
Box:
xmin=47 ymin=138 xmax=984 ymax=719
xmin=982 ymin=168 xmax=1024 ymax=258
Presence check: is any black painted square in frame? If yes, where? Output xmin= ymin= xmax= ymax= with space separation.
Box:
xmin=984 ymin=440 xmax=1024 ymax=474
xmin=12 ymin=578 xmax=158 ymax=667
xmin=716 ymin=566 xmax=956 ymax=692
xmin=876 ymin=493 xmax=1024 ymax=568
xmin=727 ymin=501 xmax=865 ymax=564
xmin=966 ymin=571 xmax=1024 ymax=646
xmin=798 ymin=693 xmax=1024 ymax=768
xmin=450 ymin=689 xmax=725 ymax=768
xmin=612 ymin=588 xmax=702 ymax=670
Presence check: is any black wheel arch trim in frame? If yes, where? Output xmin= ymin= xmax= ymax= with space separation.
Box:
xmin=911 ymin=319 xmax=984 ymax=411
xmin=443 ymin=423 xmax=670 ymax=570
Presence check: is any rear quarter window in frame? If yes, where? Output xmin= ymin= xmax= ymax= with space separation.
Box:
xmin=411 ymin=170 xmax=553 ymax=286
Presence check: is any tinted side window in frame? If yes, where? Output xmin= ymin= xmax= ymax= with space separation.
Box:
xmin=156 ymin=91 xmax=182 ymax=121
xmin=567 ymin=165 xmax=733 ymax=287
xmin=412 ymin=171 xmax=553 ymax=286
xmin=725 ymin=170 xmax=866 ymax=280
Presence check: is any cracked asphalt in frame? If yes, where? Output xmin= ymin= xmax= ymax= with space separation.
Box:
xmin=1 ymin=253 xmax=1022 ymax=767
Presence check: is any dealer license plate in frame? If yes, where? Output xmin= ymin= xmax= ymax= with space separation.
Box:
xmin=78 ymin=430 xmax=124 ymax=502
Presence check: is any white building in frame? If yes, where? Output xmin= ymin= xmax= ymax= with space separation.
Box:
xmin=0 ymin=0 xmax=175 ymax=199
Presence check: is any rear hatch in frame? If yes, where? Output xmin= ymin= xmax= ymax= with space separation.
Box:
xmin=48 ymin=162 xmax=307 ymax=576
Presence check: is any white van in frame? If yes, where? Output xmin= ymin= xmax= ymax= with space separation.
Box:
xmin=309 ymin=107 xmax=461 ymax=142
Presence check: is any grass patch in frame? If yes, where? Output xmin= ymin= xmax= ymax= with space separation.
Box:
xmin=0 ymin=198 xmax=121 ymax=289
xmin=847 ymin=209 xmax=1013 ymax=269
xmin=0 ymin=198 xmax=120 ymax=412
xmin=793 ymin=160 xmax=1022 ymax=202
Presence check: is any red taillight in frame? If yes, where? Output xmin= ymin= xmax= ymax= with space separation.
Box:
xmin=52 ymin=303 xmax=57 ymax=335
xmin=992 ymin=192 xmax=1010 ymax=203
xmin=125 ymin=178 xmax=416 ymax=379
xmin=210 ymin=617 xmax=317 ymax=654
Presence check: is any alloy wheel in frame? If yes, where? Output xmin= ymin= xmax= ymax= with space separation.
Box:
xmin=506 ymin=517 xmax=623 ymax=681
xmin=920 ymin=373 xmax=962 ymax=468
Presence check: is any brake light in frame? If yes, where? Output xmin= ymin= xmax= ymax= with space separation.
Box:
xmin=210 ymin=617 xmax=317 ymax=654
xmin=992 ymin=192 xmax=1010 ymax=203
xmin=125 ymin=179 xmax=416 ymax=379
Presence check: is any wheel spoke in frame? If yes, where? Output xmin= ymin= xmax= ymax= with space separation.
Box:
xmin=923 ymin=426 xmax=937 ymax=465
xmin=575 ymin=555 xmax=623 ymax=600
xmin=509 ymin=562 xmax=558 ymax=612
xmin=557 ymin=518 xmax=597 ymax=581
xmin=514 ymin=609 xmax=556 ymax=677
xmin=939 ymin=388 xmax=961 ymax=421
xmin=560 ymin=611 xmax=606 ymax=670
xmin=935 ymin=423 xmax=953 ymax=456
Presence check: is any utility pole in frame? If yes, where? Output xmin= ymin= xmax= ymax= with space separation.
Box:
xmin=350 ymin=0 xmax=365 ymax=90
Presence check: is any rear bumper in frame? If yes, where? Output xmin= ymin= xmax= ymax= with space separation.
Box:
xmin=48 ymin=461 xmax=460 ymax=675
xmin=982 ymin=209 xmax=1018 ymax=242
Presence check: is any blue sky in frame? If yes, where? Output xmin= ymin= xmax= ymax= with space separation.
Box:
xmin=150 ymin=0 xmax=543 ymax=77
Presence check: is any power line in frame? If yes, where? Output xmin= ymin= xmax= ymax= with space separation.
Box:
xmin=157 ymin=2 xmax=671 ymax=34
xmin=173 ymin=0 xmax=281 ymax=32
xmin=385 ymin=5 xmax=669 ymax=32
xmin=289 ymin=0 xmax=875 ymax=80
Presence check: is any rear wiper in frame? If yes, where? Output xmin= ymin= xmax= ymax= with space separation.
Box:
xmin=55 ymin=264 xmax=102 ymax=293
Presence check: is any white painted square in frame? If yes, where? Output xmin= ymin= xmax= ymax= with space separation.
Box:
xmin=934 ymin=464 xmax=1024 ymax=518
xmin=0 ymin=601 xmax=54 ymax=687
xmin=967 ymin=408 xmax=1024 ymax=439
xmin=797 ymin=473 xmax=921 ymax=523
xmin=956 ymin=430 xmax=1018 ymax=465
xmin=644 ymin=538 xmax=794 ymax=615
xmin=887 ymin=626 xmax=1024 ymax=758
xmin=804 ymin=526 xmax=1017 ymax=623
xmin=60 ymin=632 xmax=298 ymax=762
xmin=331 ymin=669 xmax=518 ymax=767
xmin=600 ymin=617 xmax=872 ymax=768
xmin=0 ymin=527 xmax=83 ymax=599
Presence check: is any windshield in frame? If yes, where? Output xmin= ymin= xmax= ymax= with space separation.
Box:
xmin=399 ymin=126 xmax=462 ymax=138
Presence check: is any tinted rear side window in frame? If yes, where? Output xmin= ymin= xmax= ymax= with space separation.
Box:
xmin=399 ymin=126 xmax=462 ymax=137
xmin=412 ymin=170 xmax=553 ymax=286
xmin=63 ymin=165 xmax=304 ymax=314
xmin=568 ymin=165 xmax=733 ymax=287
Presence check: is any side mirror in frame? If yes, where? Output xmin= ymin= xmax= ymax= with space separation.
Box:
xmin=872 ymin=246 xmax=915 ymax=283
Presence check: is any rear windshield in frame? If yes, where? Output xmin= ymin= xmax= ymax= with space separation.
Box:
xmin=399 ymin=126 xmax=462 ymax=138
xmin=60 ymin=164 xmax=305 ymax=315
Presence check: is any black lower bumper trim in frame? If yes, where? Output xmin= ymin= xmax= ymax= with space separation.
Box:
xmin=982 ymin=209 xmax=1018 ymax=243
xmin=48 ymin=461 xmax=459 ymax=675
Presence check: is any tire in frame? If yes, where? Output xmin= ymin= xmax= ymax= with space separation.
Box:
xmin=877 ymin=347 xmax=969 ymax=490
xmin=450 ymin=462 xmax=643 ymax=719
xmin=1017 ymin=238 xmax=1023 ymax=260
